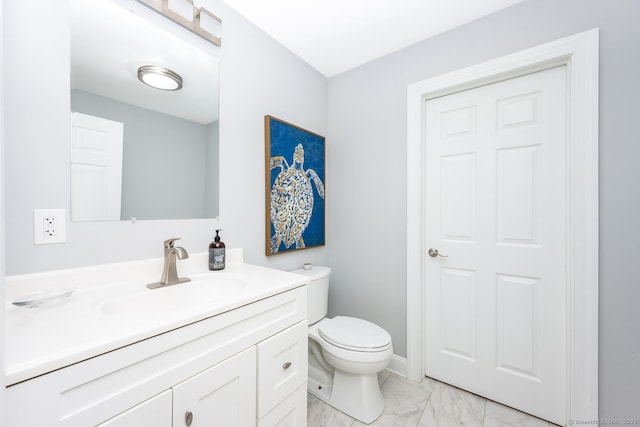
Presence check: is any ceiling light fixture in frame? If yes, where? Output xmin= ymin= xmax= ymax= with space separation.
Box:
xmin=137 ymin=65 xmax=183 ymax=91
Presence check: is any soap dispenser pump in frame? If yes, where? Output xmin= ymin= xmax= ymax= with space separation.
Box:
xmin=208 ymin=229 xmax=225 ymax=271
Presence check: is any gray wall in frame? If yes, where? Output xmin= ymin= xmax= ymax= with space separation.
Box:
xmin=0 ymin=0 xmax=6 ymax=419
xmin=327 ymin=0 xmax=640 ymax=420
xmin=216 ymin=1 xmax=330 ymax=272
xmin=71 ymin=90 xmax=211 ymax=220
xmin=3 ymin=0 xmax=328 ymax=275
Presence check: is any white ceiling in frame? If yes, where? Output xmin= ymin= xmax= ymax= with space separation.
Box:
xmin=221 ymin=0 xmax=523 ymax=77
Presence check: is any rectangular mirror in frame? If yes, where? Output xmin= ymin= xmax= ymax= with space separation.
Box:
xmin=70 ymin=0 xmax=219 ymax=221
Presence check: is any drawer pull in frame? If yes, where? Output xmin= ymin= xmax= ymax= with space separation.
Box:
xmin=185 ymin=410 xmax=193 ymax=426
xmin=282 ymin=361 xmax=292 ymax=370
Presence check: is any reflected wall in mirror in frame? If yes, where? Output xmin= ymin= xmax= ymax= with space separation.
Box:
xmin=70 ymin=0 xmax=220 ymax=221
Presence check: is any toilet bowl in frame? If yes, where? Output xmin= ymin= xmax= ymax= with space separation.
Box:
xmin=291 ymin=266 xmax=393 ymax=424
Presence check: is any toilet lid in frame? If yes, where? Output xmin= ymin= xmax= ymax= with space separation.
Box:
xmin=318 ymin=316 xmax=391 ymax=351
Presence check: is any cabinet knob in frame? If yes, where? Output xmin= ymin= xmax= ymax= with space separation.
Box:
xmin=282 ymin=361 xmax=292 ymax=370
xmin=185 ymin=410 xmax=193 ymax=426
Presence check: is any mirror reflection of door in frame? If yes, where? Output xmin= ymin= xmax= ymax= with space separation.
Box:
xmin=70 ymin=112 xmax=124 ymax=221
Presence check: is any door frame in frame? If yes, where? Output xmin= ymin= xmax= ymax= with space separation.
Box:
xmin=406 ymin=29 xmax=599 ymax=422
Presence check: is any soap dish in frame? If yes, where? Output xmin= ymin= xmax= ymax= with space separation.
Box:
xmin=12 ymin=288 xmax=76 ymax=309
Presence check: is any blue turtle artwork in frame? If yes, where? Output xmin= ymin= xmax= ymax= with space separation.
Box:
xmin=265 ymin=116 xmax=325 ymax=255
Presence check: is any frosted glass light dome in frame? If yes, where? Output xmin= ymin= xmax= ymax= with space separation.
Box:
xmin=137 ymin=65 xmax=183 ymax=91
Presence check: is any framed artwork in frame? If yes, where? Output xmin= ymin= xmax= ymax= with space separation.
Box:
xmin=265 ymin=115 xmax=325 ymax=256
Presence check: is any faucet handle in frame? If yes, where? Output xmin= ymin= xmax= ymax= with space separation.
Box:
xmin=164 ymin=238 xmax=182 ymax=248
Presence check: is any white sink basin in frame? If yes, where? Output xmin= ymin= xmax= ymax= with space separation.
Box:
xmin=98 ymin=276 xmax=248 ymax=315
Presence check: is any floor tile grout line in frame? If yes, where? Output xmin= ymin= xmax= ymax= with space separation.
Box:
xmin=416 ymin=378 xmax=435 ymax=427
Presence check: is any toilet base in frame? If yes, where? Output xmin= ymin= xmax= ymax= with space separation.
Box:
xmin=308 ymin=366 xmax=384 ymax=424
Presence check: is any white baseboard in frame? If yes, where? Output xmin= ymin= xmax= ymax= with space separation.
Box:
xmin=385 ymin=354 xmax=407 ymax=378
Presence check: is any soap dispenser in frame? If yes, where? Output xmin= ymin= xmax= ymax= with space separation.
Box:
xmin=208 ymin=229 xmax=225 ymax=271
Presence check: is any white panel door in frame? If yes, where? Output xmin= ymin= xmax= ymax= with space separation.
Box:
xmin=424 ymin=66 xmax=566 ymax=424
xmin=172 ymin=347 xmax=257 ymax=427
xmin=70 ymin=112 xmax=123 ymax=221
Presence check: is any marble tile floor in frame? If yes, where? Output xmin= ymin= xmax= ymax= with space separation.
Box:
xmin=307 ymin=372 xmax=562 ymax=427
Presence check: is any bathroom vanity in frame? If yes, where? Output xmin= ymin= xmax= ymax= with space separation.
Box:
xmin=4 ymin=250 xmax=308 ymax=426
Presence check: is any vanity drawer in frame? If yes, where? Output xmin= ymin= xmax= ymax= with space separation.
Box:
xmin=257 ymin=320 xmax=308 ymax=417
xmin=258 ymin=384 xmax=307 ymax=427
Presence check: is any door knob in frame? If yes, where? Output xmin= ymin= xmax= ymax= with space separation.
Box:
xmin=428 ymin=248 xmax=448 ymax=258
xmin=185 ymin=411 xmax=193 ymax=426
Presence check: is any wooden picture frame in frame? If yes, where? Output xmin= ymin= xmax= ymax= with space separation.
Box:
xmin=265 ymin=115 xmax=325 ymax=256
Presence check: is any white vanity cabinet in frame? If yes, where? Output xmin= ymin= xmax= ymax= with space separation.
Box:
xmin=5 ymin=285 xmax=308 ymax=427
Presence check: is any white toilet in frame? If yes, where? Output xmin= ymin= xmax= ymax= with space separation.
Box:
xmin=291 ymin=265 xmax=392 ymax=424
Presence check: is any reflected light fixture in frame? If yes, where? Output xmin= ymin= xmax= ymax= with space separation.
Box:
xmin=137 ymin=65 xmax=183 ymax=91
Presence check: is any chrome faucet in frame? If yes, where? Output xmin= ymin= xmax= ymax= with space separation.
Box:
xmin=147 ymin=238 xmax=191 ymax=289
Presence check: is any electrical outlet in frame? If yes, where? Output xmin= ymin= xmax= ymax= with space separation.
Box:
xmin=43 ymin=217 xmax=56 ymax=236
xmin=34 ymin=209 xmax=66 ymax=244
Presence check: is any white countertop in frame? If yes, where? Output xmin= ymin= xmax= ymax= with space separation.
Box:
xmin=4 ymin=249 xmax=308 ymax=386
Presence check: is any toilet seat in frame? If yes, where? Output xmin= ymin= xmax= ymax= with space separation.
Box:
xmin=318 ymin=316 xmax=391 ymax=352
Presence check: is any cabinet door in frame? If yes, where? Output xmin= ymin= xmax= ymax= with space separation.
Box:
xmin=172 ymin=347 xmax=257 ymax=427
xmin=257 ymin=321 xmax=308 ymax=417
xmin=97 ymin=390 xmax=172 ymax=427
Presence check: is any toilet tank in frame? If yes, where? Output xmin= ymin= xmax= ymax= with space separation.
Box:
xmin=290 ymin=265 xmax=331 ymax=325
